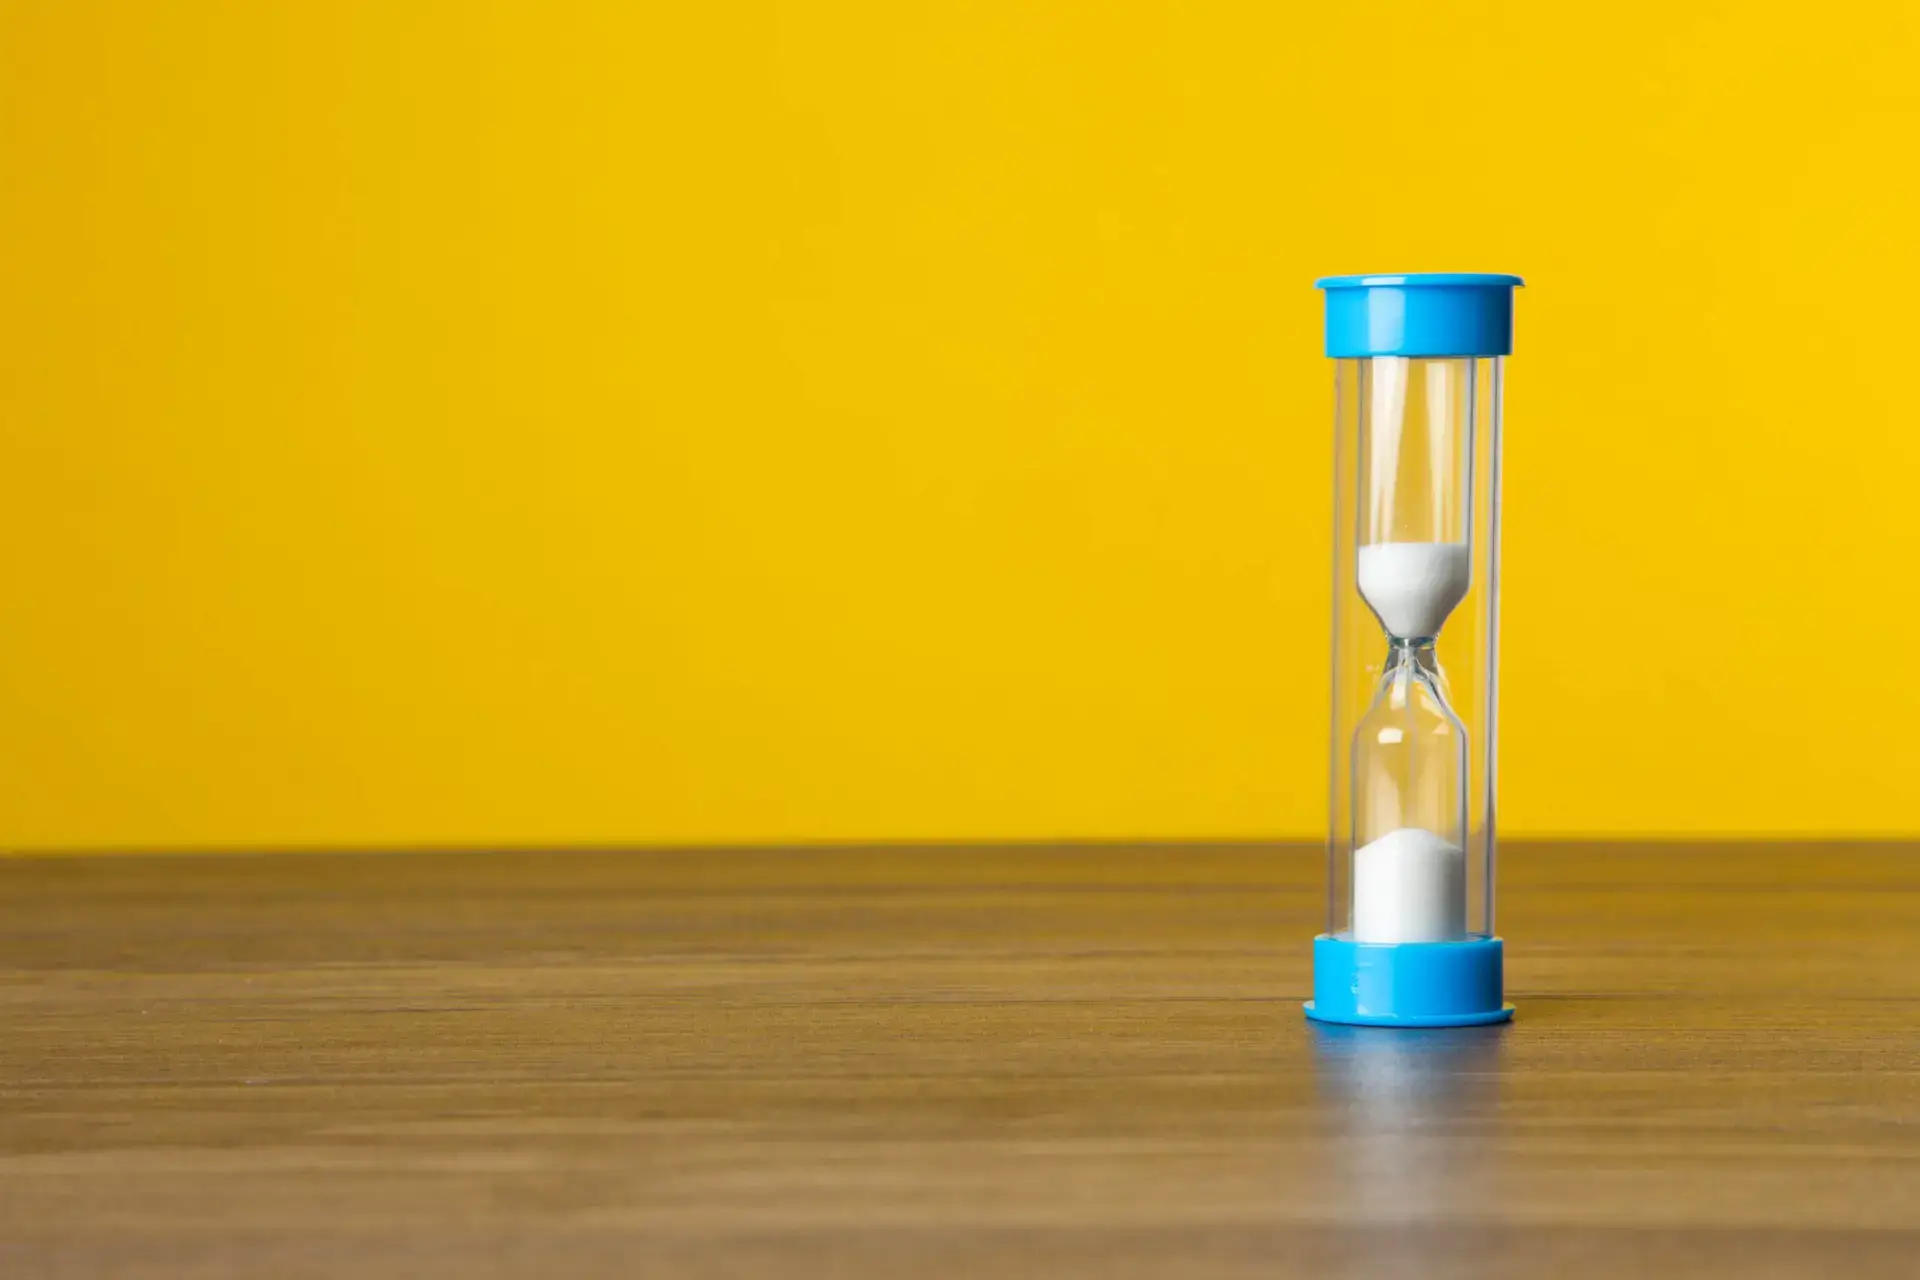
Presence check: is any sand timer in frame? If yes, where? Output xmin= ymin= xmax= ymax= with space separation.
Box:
xmin=1304 ymin=273 xmax=1521 ymax=1028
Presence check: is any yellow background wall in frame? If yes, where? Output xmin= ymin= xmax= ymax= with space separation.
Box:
xmin=2 ymin=2 xmax=1916 ymax=850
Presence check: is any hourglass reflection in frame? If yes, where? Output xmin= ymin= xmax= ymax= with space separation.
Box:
xmin=1306 ymin=274 xmax=1521 ymax=1028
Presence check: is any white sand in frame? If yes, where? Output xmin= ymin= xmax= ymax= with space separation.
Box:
xmin=1358 ymin=541 xmax=1470 ymax=641
xmin=1352 ymin=826 xmax=1467 ymax=943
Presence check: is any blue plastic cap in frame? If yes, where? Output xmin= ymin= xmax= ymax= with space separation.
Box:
xmin=1304 ymin=934 xmax=1513 ymax=1028
xmin=1317 ymin=272 xmax=1523 ymax=358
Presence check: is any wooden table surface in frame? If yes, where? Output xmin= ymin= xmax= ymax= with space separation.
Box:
xmin=1 ymin=843 xmax=1915 ymax=1278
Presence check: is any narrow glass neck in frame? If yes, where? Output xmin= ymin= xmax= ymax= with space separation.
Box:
xmin=1383 ymin=638 xmax=1447 ymax=693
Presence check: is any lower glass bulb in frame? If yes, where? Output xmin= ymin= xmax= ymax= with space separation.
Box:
xmin=1350 ymin=642 xmax=1468 ymax=943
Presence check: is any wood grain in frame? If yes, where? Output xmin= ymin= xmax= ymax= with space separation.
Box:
xmin=1 ymin=843 xmax=1916 ymax=1278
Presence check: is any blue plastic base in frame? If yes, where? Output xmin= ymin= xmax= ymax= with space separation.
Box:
xmin=1303 ymin=934 xmax=1512 ymax=1028
xmin=1303 ymin=1003 xmax=1514 ymax=1028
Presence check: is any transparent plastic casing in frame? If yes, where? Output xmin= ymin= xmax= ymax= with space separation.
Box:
xmin=1328 ymin=356 xmax=1503 ymax=942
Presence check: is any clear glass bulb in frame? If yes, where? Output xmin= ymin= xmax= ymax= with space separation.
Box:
xmin=1349 ymin=641 xmax=1468 ymax=942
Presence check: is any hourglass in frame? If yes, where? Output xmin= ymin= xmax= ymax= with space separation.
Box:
xmin=1305 ymin=273 xmax=1521 ymax=1028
